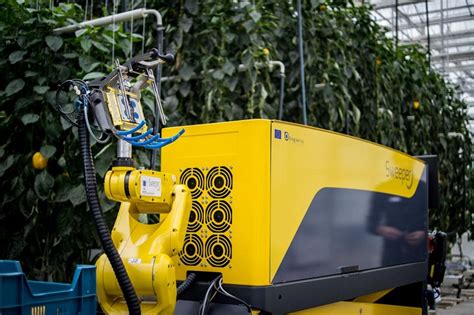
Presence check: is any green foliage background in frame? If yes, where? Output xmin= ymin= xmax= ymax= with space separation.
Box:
xmin=0 ymin=0 xmax=471 ymax=281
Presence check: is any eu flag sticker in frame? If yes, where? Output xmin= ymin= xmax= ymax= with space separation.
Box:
xmin=275 ymin=129 xmax=282 ymax=139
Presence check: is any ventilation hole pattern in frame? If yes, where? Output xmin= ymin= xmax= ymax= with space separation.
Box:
xmin=179 ymin=234 xmax=204 ymax=266
xmin=205 ymin=234 xmax=232 ymax=267
xmin=187 ymin=201 xmax=204 ymax=232
xmin=180 ymin=168 xmax=205 ymax=199
xmin=205 ymin=200 xmax=232 ymax=233
xmin=206 ymin=166 xmax=232 ymax=199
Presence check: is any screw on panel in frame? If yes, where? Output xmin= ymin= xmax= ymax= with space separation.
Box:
xmin=229 ymin=265 xmax=232 ymax=269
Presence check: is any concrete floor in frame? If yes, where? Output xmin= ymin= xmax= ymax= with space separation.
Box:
xmin=436 ymin=299 xmax=474 ymax=315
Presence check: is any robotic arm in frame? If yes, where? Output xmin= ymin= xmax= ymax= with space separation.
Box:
xmin=55 ymin=50 xmax=191 ymax=315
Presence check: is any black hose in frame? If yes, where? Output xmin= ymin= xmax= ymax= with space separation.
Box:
xmin=177 ymin=272 xmax=197 ymax=297
xmin=78 ymin=105 xmax=142 ymax=315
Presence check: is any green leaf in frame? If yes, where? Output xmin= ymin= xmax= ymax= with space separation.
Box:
xmin=83 ymin=72 xmax=105 ymax=80
xmin=34 ymin=170 xmax=54 ymax=200
xmin=9 ymin=51 xmax=26 ymax=64
xmin=212 ymin=69 xmax=225 ymax=80
xmin=79 ymin=55 xmax=100 ymax=72
xmin=6 ymin=79 xmax=25 ymax=96
xmin=179 ymin=64 xmax=195 ymax=81
xmin=24 ymin=71 xmax=38 ymax=77
xmin=63 ymin=52 xmax=78 ymax=59
xmin=21 ymin=113 xmax=39 ymax=125
xmin=222 ymin=60 xmax=235 ymax=76
xmin=179 ymin=15 xmax=193 ymax=33
xmin=33 ymin=86 xmax=49 ymax=94
xmin=0 ymin=155 xmax=15 ymax=176
xmin=92 ymin=40 xmax=109 ymax=53
xmin=184 ymin=0 xmax=199 ymax=15
xmin=80 ymin=37 xmax=92 ymax=52
xmin=40 ymin=145 xmax=56 ymax=158
xmin=68 ymin=185 xmax=86 ymax=206
xmin=75 ymin=29 xmax=87 ymax=37
xmin=249 ymin=10 xmax=262 ymax=23
xmin=45 ymin=35 xmax=63 ymax=52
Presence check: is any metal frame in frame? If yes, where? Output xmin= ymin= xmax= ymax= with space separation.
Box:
xmin=364 ymin=0 xmax=474 ymax=133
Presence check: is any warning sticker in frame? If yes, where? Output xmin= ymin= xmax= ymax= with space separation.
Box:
xmin=141 ymin=176 xmax=162 ymax=197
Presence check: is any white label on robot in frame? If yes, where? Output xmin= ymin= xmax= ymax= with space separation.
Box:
xmin=128 ymin=258 xmax=142 ymax=264
xmin=141 ymin=176 xmax=162 ymax=197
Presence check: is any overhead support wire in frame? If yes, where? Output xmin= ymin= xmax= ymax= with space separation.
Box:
xmin=425 ymin=0 xmax=431 ymax=66
xmin=296 ymin=0 xmax=308 ymax=125
xmin=53 ymin=8 xmax=165 ymax=170
xmin=395 ymin=0 xmax=399 ymax=47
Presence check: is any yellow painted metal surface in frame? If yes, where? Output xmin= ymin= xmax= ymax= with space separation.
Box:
xmin=162 ymin=119 xmax=425 ymax=286
xmin=104 ymin=167 xmax=176 ymax=213
xmin=269 ymin=121 xmax=425 ymax=280
xmin=97 ymin=166 xmax=191 ymax=314
xmin=353 ymin=289 xmax=392 ymax=303
xmin=289 ymin=301 xmax=422 ymax=315
xmin=162 ymin=120 xmax=271 ymax=286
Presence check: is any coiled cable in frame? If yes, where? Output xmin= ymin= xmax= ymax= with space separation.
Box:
xmin=177 ymin=272 xmax=197 ymax=298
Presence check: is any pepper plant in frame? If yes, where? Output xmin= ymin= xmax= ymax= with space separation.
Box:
xmin=0 ymin=0 xmax=471 ymax=281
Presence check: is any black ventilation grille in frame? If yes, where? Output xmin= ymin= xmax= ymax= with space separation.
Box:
xmin=205 ymin=234 xmax=232 ymax=268
xmin=187 ymin=201 xmax=204 ymax=233
xmin=180 ymin=168 xmax=205 ymax=199
xmin=179 ymin=234 xmax=204 ymax=266
xmin=206 ymin=166 xmax=232 ymax=198
xmin=206 ymin=200 xmax=232 ymax=233
xmin=179 ymin=166 xmax=233 ymax=268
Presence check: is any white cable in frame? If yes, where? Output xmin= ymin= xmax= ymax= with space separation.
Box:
xmin=141 ymin=0 xmax=147 ymax=54
xmin=84 ymin=0 xmax=88 ymax=21
xmin=111 ymin=0 xmax=116 ymax=65
xmin=130 ymin=0 xmax=134 ymax=59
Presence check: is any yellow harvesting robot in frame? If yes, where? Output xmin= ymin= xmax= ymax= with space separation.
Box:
xmin=55 ymin=48 xmax=442 ymax=315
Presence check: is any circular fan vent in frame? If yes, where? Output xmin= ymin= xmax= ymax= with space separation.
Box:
xmin=206 ymin=166 xmax=232 ymax=199
xmin=205 ymin=234 xmax=232 ymax=267
xmin=187 ymin=201 xmax=204 ymax=233
xmin=205 ymin=200 xmax=232 ymax=233
xmin=180 ymin=168 xmax=205 ymax=199
xmin=179 ymin=234 xmax=204 ymax=266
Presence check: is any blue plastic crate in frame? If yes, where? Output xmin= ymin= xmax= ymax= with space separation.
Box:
xmin=0 ymin=260 xmax=96 ymax=315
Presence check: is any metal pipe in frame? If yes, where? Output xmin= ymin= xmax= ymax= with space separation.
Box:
xmin=53 ymin=8 xmax=162 ymax=35
xmin=296 ymin=0 xmax=308 ymax=125
xmin=267 ymin=61 xmax=286 ymax=121
xmin=150 ymin=26 xmax=164 ymax=170
xmin=53 ymin=8 xmax=165 ymax=170
xmin=117 ymin=139 xmax=132 ymax=158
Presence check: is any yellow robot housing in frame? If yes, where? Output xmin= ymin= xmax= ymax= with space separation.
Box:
xmin=162 ymin=119 xmax=428 ymax=314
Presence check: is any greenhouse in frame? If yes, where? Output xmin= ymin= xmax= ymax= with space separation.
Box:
xmin=0 ymin=0 xmax=473 ymax=314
